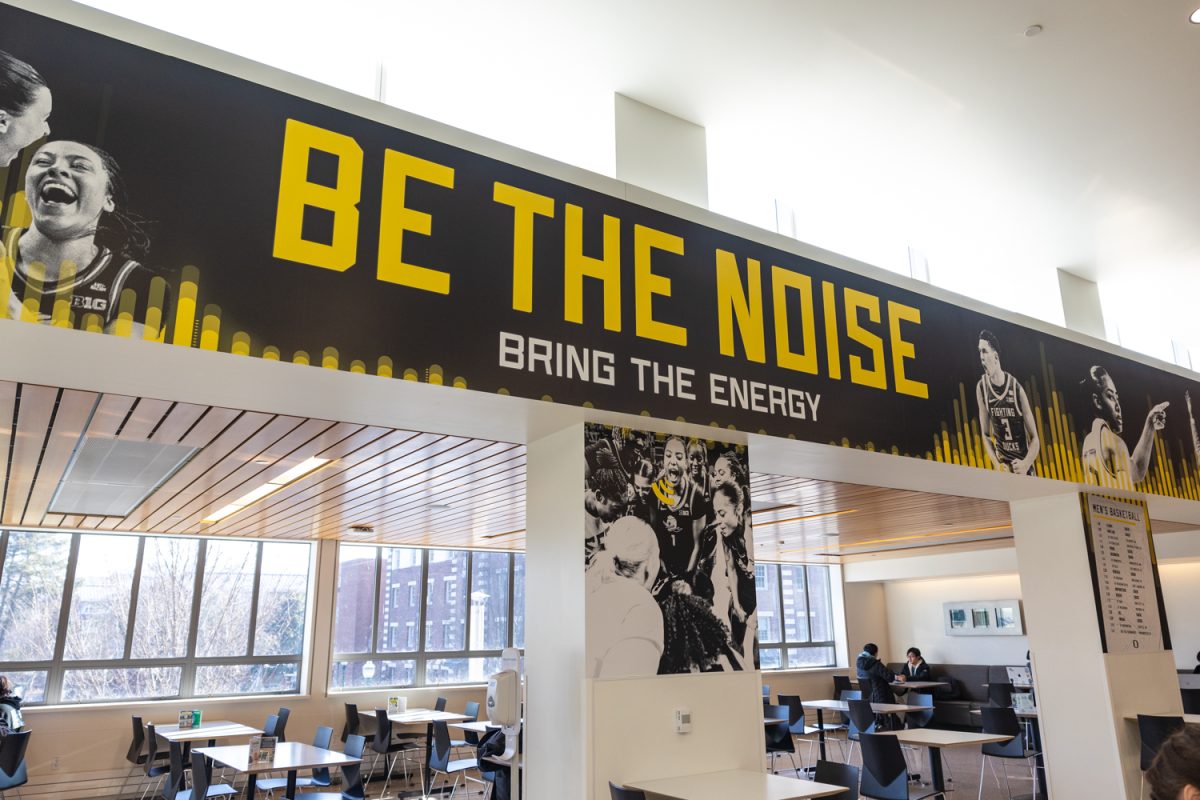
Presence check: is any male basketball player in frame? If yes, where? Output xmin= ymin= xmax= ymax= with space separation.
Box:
xmin=975 ymin=330 xmax=1040 ymax=474
xmin=1079 ymin=365 xmax=1168 ymax=488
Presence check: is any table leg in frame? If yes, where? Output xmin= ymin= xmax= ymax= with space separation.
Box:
xmin=243 ymin=772 xmax=257 ymax=799
xmin=284 ymin=769 xmax=298 ymax=800
xmin=926 ymin=745 xmax=946 ymax=794
xmin=1029 ymin=717 xmax=1047 ymax=798
xmin=815 ymin=709 xmax=828 ymax=761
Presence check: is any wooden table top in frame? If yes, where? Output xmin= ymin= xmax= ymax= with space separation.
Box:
xmin=879 ymin=728 xmax=1013 ymax=748
xmin=195 ymin=742 xmax=359 ymax=774
xmin=153 ymin=720 xmax=262 ymax=742
xmin=627 ymin=769 xmax=847 ymax=800
xmin=805 ymin=699 xmax=928 ymax=714
xmin=890 ymin=681 xmax=947 ymax=689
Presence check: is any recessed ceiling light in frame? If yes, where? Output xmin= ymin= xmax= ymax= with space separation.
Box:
xmin=1192 ymin=8 xmax=1200 ymax=23
xmin=202 ymin=457 xmax=332 ymax=523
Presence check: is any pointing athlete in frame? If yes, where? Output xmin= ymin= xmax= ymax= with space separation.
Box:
xmin=1079 ymin=366 xmax=1168 ymax=488
xmin=975 ymin=330 xmax=1040 ymax=475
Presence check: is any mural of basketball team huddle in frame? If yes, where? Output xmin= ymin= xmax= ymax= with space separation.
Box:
xmin=583 ymin=424 xmax=757 ymax=679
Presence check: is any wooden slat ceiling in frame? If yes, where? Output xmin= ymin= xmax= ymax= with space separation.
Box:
xmin=1 ymin=380 xmax=1190 ymax=558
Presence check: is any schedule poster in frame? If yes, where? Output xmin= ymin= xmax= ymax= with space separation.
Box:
xmin=1080 ymin=493 xmax=1171 ymax=654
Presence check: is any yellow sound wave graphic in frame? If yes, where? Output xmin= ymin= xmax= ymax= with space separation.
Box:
xmin=651 ymin=476 xmax=677 ymax=505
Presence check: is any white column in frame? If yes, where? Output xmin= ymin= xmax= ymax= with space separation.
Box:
xmin=524 ymin=423 xmax=588 ymax=800
xmin=1011 ymin=493 xmax=1182 ymax=799
xmin=614 ymin=93 xmax=708 ymax=209
xmin=1057 ymin=268 xmax=1106 ymax=340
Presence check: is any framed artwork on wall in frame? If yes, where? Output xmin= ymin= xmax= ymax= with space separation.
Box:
xmin=944 ymin=599 xmax=1025 ymax=636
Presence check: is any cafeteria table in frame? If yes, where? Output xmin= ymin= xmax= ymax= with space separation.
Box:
xmin=195 ymin=741 xmax=359 ymax=800
xmin=155 ymin=720 xmax=263 ymax=745
xmin=362 ymin=707 xmax=470 ymax=797
xmin=878 ymin=728 xmax=1012 ymax=793
xmin=626 ymin=768 xmax=847 ymax=799
xmin=803 ymin=699 xmax=929 ymax=761
xmin=889 ymin=681 xmax=947 ymax=691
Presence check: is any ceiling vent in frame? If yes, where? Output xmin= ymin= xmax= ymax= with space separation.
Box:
xmin=49 ymin=436 xmax=200 ymax=517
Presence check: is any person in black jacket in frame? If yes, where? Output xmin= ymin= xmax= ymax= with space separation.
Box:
xmin=0 ymin=676 xmax=24 ymax=732
xmin=856 ymin=643 xmax=900 ymax=703
xmin=893 ymin=647 xmax=932 ymax=697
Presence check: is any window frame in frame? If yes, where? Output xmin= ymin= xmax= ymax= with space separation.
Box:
xmin=756 ymin=561 xmax=838 ymax=670
xmin=331 ymin=546 xmax=521 ymax=689
xmin=0 ymin=528 xmax=313 ymax=705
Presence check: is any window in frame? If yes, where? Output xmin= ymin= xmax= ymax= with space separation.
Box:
xmin=756 ymin=562 xmax=837 ymax=669
xmin=330 ymin=545 xmax=523 ymax=689
xmin=0 ymin=529 xmax=313 ymax=705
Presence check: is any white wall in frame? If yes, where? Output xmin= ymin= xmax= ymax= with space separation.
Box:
xmin=882 ymin=574 xmax=1027 ymax=665
xmin=843 ymin=581 xmax=891 ymax=662
xmin=1160 ymin=561 xmax=1200 ymax=671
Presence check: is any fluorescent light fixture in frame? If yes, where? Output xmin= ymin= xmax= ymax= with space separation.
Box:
xmin=202 ymin=457 xmax=331 ymax=523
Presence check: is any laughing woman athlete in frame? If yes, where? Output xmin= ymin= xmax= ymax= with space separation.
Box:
xmin=3 ymin=140 xmax=171 ymax=337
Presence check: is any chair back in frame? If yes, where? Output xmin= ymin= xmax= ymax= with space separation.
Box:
xmin=166 ymin=740 xmax=188 ymax=800
xmin=1137 ymin=714 xmax=1186 ymax=771
xmin=310 ymin=725 xmax=334 ymax=786
xmin=274 ymin=707 xmax=291 ymax=742
xmin=763 ymin=704 xmax=794 ymax=753
xmin=778 ymin=694 xmax=807 ymax=735
xmin=1182 ymin=688 xmax=1200 ymax=715
xmin=430 ymin=720 xmax=453 ymax=772
xmin=190 ymin=751 xmax=213 ymax=797
xmin=980 ymin=706 xmax=1024 ymax=758
xmin=833 ymin=675 xmax=854 ymax=696
xmin=263 ymin=714 xmax=280 ymax=738
xmin=846 ymin=699 xmax=876 ymax=741
xmin=814 ymin=760 xmax=860 ymax=800
xmin=342 ymin=702 xmax=358 ymax=742
xmin=858 ymin=733 xmax=909 ymax=800
xmin=463 ymin=700 xmax=482 ymax=745
xmin=761 ymin=684 xmax=771 ymax=701
xmin=987 ymin=681 xmax=1014 ymax=708
xmin=126 ymin=715 xmax=146 ymax=765
xmin=435 ymin=696 xmax=448 ymax=712
xmin=372 ymin=709 xmax=393 ymax=756
xmin=905 ymin=693 xmax=934 ymax=729
xmin=0 ymin=729 xmax=31 ymax=783
xmin=143 ymin=723 xmax=163 ymax=778
xmin=609 ymin=782 xmax=647 ymax=800
xmin=340 ymin=735 xmax=366 ymax=800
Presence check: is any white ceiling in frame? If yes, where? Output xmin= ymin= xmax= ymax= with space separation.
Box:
xmin=72 ymin=0 xmax=1200 ymax=363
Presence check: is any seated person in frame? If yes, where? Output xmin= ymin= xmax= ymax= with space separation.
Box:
xmin=897 ymin=647 xmax=932 ymax=694
xmin=856 ymin=642 xmax=900 ymax=703
xmin=1147 ymin=725 xmax=1200 ymax=800
xmin=1193 ymin=650 xmax=1200 ymax=675
xmin=0 ymin=676 xmax=23 ymax=732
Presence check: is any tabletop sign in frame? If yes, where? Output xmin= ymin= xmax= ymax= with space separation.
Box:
xmin=1080 ymin=493 xmax=1172 ymax=654
xmin=177 ymin=710 xmax=201 ymax=729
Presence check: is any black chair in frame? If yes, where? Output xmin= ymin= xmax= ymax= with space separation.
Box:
xmin=372 ymin=708 xmax=420 ymax=796
xmin=814 ymin=760 xmax=860 ymax=800
xmin=845 ymin=699 xmax=877 ymax=764
xmin=273 ymin=707 xmax=290 ymax=742
xmin=141 ymin=723 xmax=172 ymax=800
xmin=978 ymin=707 xmax=1039 ymax=800
xmin=451 ymin=700 xmax=481 ymax=755
xmin=186 ymin=751 xmax=236 ymax=800
xmin=987 ymin=682 xmax=1014 ymax=708
xmin=163 ymin=739 xmax=191 ymax=800
xmin=257 ymin=725 xmax=335 ymax=796
xmin=1182 ymin=688 xmax=1200 ymax=714
xmin=834 ymin=675 xmax=855 ymax=696
xmin=342 ymin=702 xmax=376 ymax=745
xmin=304 ymin=734 xmax=366 ymax=800
xmin=1138 ymin=714 xmax=1185 ymax=800
xmin=609 ymin=782 xmax=647 ymax=800
xmin=764 ymin=703 xmax=800 ymax=774
xmin=859 ymin=733 xmax=940 ymax=800
xmin=0 ymin=730 xmax=30 ymax=799
xmin=779 ymin=694 xmax=825 ymax=765
xmin=434 ymin=696 xmax=448 ymax=712
xmin=429 ymin=720 xmax=476 ymax=796
xmin=263 ymin=714 xmax=280 ymax=740
xmin=126 ymin=716 xmax=168 ymax=800
xmin=905 ymin=693 xmax=934 ymax=729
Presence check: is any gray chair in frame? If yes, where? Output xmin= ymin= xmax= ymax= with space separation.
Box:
xmin=814 ymin=760 xmax=860 ymax=800
xmin=429 ymin=720 xmax=476 ymax=797
xmin=859 ymin=733 xmax=941 ymax=800
xmin=257 ymin=726 xmax=335 ymax=797
xmin=978 ymin=707 xmax=1039 ymax=800
xmin=185 ymin=751 xmax=237 ymax=800
xmin=300 ymin=734 xmax=366 ymax=800
xmin=764 ymin=703 xmax=800 ymax=775
xmin=0 ymin=730 xmax=30 ymax=799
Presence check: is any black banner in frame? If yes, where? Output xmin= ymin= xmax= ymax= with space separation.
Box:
xmin=3 ymin=3 xmax=1200 ymax=498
